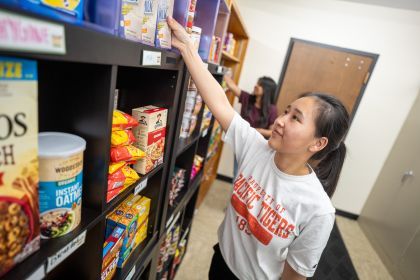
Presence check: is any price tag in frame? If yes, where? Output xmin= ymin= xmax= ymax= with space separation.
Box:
xmin=166 ymin=214 xmax=174 ymax=229
xmin=125 ymin=265 xmax=136 ymax=280
xmin=142 ymin=50 xmax=161 ymax=66
xmin=46 ymin=231 xmax=86 ymax=273
xmin=203 ymin=62 xmax=209 ymax=69
xmin=134 ymin=178 xmax=148 ymax=195
xmin=0 ymin=10 xmax=65 ymax=54
xmin=26 ymin=264 xmax=45 ymax=280
xmin=217 ymin=66 xmax=223 ymax=74
xmin=202 ymin=128 xmax=208 ymax=138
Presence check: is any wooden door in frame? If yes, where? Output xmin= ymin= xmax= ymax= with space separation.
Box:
xmin=276 ymin=39 xmax=378 ymax=118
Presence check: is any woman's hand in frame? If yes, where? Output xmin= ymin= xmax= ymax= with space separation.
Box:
xmin=167 ymin=16 xmax=193 ymax=54
xmin=224 ymin=74 xmax=241 ymax=97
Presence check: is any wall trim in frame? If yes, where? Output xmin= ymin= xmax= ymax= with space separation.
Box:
xmin=336 ymin=209 xmax=359 ymax=220
xmin=216 ymin=174 xmax=234 ymax=184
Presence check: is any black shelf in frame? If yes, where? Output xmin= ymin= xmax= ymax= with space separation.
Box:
xmin=114 ymin=232 xmax=159 ymax=280
xmin=165 ymin=171 xmax=203 ymax=230
xmin=3 ymin=207 xmax=102 ymax=280
xmin=0 ymin=4 xmax=182 ymax=70
xmin=105 ymin=164 xmax=165 ymax=213
xmin=177 ymin=132 xmax=201 ymax=157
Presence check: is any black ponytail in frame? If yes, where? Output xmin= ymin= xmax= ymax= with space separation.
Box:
xmin=301 ymin=92 xmax=350 ymax=198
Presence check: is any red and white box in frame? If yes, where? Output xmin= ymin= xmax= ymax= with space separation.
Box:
xmin=132 ymin=106 xmax=167 ymax=175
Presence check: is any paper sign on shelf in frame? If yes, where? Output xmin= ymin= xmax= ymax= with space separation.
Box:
xmin=202 ymin=129 xmax=208 ymax=138
xmin=46 ymin=231 xmax=86 ymax=273
xmin=217 ymin=66 xmax=223 ymax=74
xmin=125 ymin=265 xmax=136 ymax=280
xmin=134 ymin=177 xmax=148 ymax=195
xmin=26 ymin=264 xmax=45 ymax=280
xmin=0 ymin=10 xmax=66 ymax=54
xmin=142 ymin=50 xmax=161 ymax=66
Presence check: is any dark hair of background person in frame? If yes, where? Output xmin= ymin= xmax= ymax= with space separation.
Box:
xmin=300 ymin=92 xmax=350 ymax=198
xmin=246 ymin=76 xmax=277 ymax=128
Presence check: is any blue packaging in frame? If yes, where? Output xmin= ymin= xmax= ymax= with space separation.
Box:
xmin=20 ymin=0 xmax=84 ymax=24
xmin=155 ymin=0 xmax=173 ymax=49
xmin=86 ymin=0 xmax=122 ymax=35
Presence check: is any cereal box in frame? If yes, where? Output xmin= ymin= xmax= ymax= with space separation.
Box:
xmin=132 ymin=196 xmax=150 ymax=248
xmin=0 ymin=57 xmax=40 ymax=276
xmin=141 ymin=0 xmax=158 ymax=46
xmin=155 ymin=0 xmax=174 ymax=49
xmin=132 ymin=106 xmax=167 ymax=175
xmin=133 ymin=218 xmax=148 ymax=249
xmin=119 ymin=0 xmax=144 ymax=42
xmin=101 ymin=226 xmax=124 ymax=280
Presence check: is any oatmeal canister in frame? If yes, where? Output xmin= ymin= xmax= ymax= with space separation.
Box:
xmin=38 ymin=132 xmax=86 ymax=239
xmin=0 ymin=56 xmax=40 ymax=276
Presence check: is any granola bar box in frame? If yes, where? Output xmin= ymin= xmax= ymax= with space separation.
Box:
xmin=0 ymin=56 xmax=40 ymax=276
xmin=132 ymin=106 xmax=167 ymax=175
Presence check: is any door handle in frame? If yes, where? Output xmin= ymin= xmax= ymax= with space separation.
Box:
xmin=401 ymin=170 xmax=414 ymax=183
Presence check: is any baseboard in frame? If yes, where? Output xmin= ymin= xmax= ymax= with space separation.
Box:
xmin=336 ymin=209 xmax=359 ymax=220
xmin=216 ymin=174 xmax=234 ymax=184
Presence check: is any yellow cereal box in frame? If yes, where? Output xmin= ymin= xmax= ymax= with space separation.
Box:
xmin=0 ymin=57 xmax=40 ymax=276
xmin=134 ymin=218 xmax=148 ymax=249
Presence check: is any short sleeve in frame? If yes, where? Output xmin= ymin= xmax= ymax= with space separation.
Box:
xmin=268 ymin=105 xmax=278 ymax=128
xmin=238 ymin=90 xmax=250 ymax=104
xmin=286 ymin=214 xmax=335 ymax=277
xmin=223 ymin=112 xmax=266 ymax=168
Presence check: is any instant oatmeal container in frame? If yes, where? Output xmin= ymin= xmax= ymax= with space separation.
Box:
xmin=38 ymin=132 xmax=86 ymax=239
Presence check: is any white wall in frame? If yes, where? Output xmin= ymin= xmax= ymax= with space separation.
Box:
xmin=220 ymin=0 xmax=420 ymax=214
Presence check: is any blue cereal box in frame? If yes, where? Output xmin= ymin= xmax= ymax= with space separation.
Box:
xmin=155 ymin=0 xmax=173 ymax=49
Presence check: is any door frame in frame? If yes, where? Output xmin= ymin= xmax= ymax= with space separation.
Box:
xmin=276 ymin=38 xmax=379 ymax=123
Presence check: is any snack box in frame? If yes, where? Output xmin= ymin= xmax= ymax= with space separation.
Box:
xmin=133 ymin=218 xmax=148 ymax=249
xmin=101 ymin=226 xmax=124 ymax=280
xmin=155 ymin=0 xmax=174 ymax=49
xmin=20 ymin=0 xmax=84 ymax=24
xmin=0 ymin=56 xmax=40 ymax=277
xmin=106 ymin=194 xmax=140 ymax=267
xmin=132 ymin=106 xmax=167 ymax=175
xmin=119 ymin=0 xmax=144 ymax=41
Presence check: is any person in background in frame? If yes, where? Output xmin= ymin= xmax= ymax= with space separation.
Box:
xmin=168 ymin=16 xmax=350 ymax=280
xmin=224 ymin=75 xmax=278 ymax=139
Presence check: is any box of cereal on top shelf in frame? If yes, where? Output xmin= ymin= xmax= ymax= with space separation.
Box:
xmin=0 ymin=57 xmax=40 ymax=277
xmin=132 ymin=106 xmax=167 ymax=175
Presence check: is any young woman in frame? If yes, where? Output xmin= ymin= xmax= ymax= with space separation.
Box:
xmin=224 ymin=75 xmax=278 ymax=138
xmin=168 ymin=17 xmax=349 ymax=280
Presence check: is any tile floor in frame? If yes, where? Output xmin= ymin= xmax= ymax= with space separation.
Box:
xmin=175 ymin=180 xmax=393 ymax=280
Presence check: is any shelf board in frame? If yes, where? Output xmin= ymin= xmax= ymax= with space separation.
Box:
xmin=165 ymin=171 xmax=203 ymax=230
xmin=177 ymin=133 xmax=201 ymax=157
xmin=114 ymin=232 xmax=158 ymax=280
xmin=3 ymin=207 xmax=102 ymax=280
xmin=106 ymin=164 xmax=165 ymax=213
xmin=0 ymin=4 xmax=181 ymax=70
xmin=222 ymin=51 xmax=240 ymax=63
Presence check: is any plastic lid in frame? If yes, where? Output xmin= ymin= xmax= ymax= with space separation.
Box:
xmin=192 ymin=26 xmax=202 ymax=34
xmin=39 ymin=132 xmax=86 ymax=158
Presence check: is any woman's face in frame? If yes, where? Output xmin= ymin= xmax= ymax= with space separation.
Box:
xmin=253 ymin=82 xmax=263 ymax=97
xmin=268 ymin=97 xmax=327 ymax=155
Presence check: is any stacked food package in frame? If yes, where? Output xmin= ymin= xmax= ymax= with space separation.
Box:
xmin=132 ymin=106 xmax=168 ymax=175
xmin=190 ymin=155 xmax=204 ymax=180
xmin=208 ymin=36 xmax=222 ymax=62
xmin=180 ymin=78 xmax=202 ymax=139
xmin=156 ymin=223 xmax=180 ymax=280
xmin=168 ymin=168 xmax=187 ymax=207
xmin=223 ymin=32 xmax=237 ymax=56
xmin=200 ymin=105 xmax=212 ymax=134
xmin=108 ymin=111 xmax=145 ymax=203
xmin=102 ymin=194 xmax=151 ymax=278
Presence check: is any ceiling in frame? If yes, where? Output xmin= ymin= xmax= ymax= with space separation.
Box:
xmin=338 ymin=0 xmax=420 ymax=11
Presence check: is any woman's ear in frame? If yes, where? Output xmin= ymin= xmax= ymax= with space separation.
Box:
xmin=309 ymin=137 xmax=328 ymax=153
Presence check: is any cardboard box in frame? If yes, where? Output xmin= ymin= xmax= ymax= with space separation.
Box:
xmin=119 ymin=0 xmax=144 ymax=41
xmin=0 ymin=57 xmax=40 ymax=276
xmin=101 ymin=226 xmax=124 ymax=280
xmin=141 ymin=0 xmax=158 ymax=46
xmin=155 ymin=0 xmax=174 ymax=49
xmin=132 ymin=106 xmax=167 ymax=175
xmin=134 ymin=218 xmax=148 ymax=249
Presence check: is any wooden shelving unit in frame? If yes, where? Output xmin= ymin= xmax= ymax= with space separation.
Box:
xmin=197 ymin=0 xmax=249 ymax=208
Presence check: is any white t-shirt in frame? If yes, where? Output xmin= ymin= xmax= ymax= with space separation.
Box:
xmin=218 ymin=113 xmax=335 ymax=280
